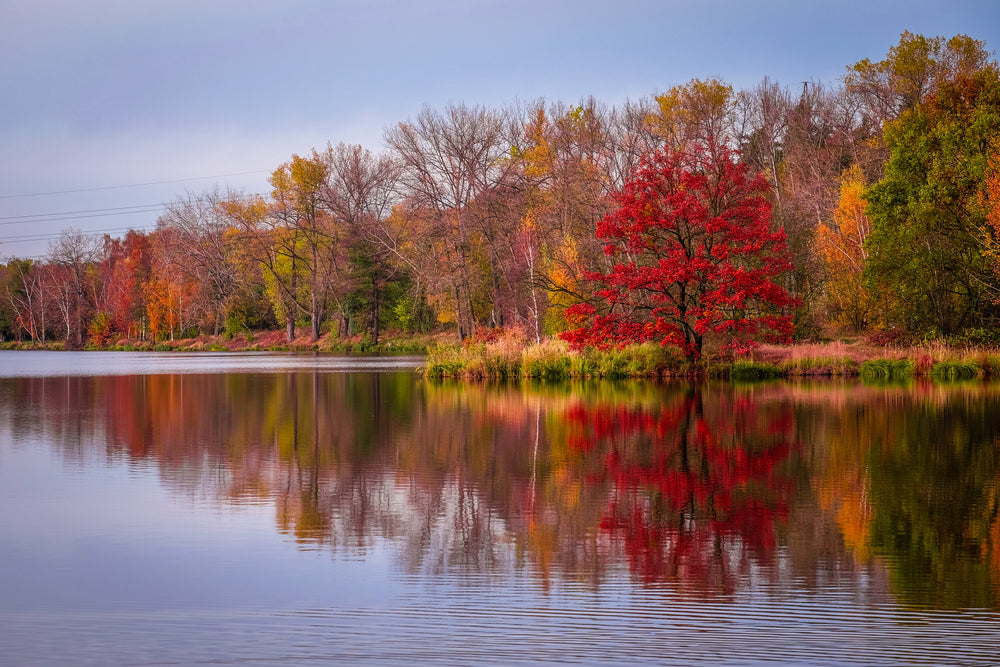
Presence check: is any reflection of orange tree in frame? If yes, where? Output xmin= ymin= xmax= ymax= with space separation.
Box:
xmin=95 ymin=372 xmax=413 ymax=547
xmin=564 ymin=385 xmax=796 ymax=592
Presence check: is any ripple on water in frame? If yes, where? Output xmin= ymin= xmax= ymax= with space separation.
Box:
xmin=2 ymin=598 xmax=998 ymax=666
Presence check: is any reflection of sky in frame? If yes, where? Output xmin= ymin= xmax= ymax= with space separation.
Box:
xmin=0 ymin=438 xmax=397 ymax=613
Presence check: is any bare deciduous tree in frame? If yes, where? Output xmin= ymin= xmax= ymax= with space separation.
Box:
xmin=48 ymin=229 xmax=100 ymax=348
xmin=385 ymin=103 xmax=512 ymax=339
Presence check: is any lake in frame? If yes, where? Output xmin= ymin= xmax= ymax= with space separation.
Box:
xmin=1 ymin=350 xmax=998 ymax=665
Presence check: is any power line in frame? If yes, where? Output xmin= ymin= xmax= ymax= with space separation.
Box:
xmin=0 ymin=206 xmax=165 ymax=226
xmin=0 ymin=192 xmax=267 ymax=227
xmin=0 ymin=170 xmax=268 ymax=199
xmin=1 ymin=225 xmax=157 ymax=243
xmin=0 ymin=203 xmax=166 ymax=222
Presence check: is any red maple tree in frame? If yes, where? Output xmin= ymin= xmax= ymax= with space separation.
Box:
xmin=561 ymin=143 xmax=797 ymax=360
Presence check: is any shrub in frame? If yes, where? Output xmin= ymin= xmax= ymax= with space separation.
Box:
xmin=866 ymin=329 xmax=910 ymax=347
xmin=859 ymin=358 xmax=915 ymax=381
xmin=950 ymin=327 xmax=1000 ymax=348
xmin=977 ymin=354 xmax=1000 ymax=377
xmin=522 ymin=340 xmax=571 ymax=380
xmin=423 ymin=344 xmax=467 ymax=379
xmin=928 ymin=360 xmax=981 ymax=381
xmin=730 ymin=360 xmax=783 ymax=382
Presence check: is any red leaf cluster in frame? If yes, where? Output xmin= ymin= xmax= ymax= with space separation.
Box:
xmin=561 ymin=143 xmax=798 ymax=360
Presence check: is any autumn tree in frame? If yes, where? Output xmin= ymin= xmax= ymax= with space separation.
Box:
xmin=272 ymin=153 xmax=348 ymax=341
xmin=863 ymin=36 xmax=1000 ymax=335
xmin=773 ymin=82 xmax=876 ymax=335
xmin=225 ymin=154 xmax=349 ymax=342
xmin=48 ymin=229 xmax=101 ymax=348
xmin=220 ymin=194 xmax=297 ymax=338
xmin=562 ymin=143 xmax=797 ymax=361
xmin=91 ymin=230 xmax=152 ymax=343
xmin=815 ymin=165 xmax=874 ymax=331
xmin=845 ymin=31 xmax=992 ymax=128
xmin=2 ymin=258 xmax=55 ymax=342
xmin=156 ymin=189 xmax=240 ymax=336
xmin=650 ymin=77 xmax=738 ymax=152
xmin=385 ymin=103 xmax=513 ymax=339
xmin=512 ymin=100 xmax=620 ymax=334
xmin=145 ymin=273 xmax=183 ymax=341
xmin=321 ymin=142 xmax=403 ymax=343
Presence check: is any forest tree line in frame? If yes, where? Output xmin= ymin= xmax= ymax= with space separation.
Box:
xmin=3 ymin=32 xmax=1000 ymax=351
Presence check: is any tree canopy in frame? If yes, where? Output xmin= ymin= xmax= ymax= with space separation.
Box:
xmin=561 ymin=143 xmax=797 ymax=360
xmin=3 ymin=31 xmax=999 ymax=351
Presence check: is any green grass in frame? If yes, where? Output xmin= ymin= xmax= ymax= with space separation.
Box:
xmin=859 ymin=358 xmax=916 ymax=381
xmin=423 ymin=344 xmax=468 ymax=379
xmin=730 ymin=360 xmax=783 ymax=382
xmin=522 ymin=340 xmax=572 ymax=380
xmin=422 ymin=339 xmax=680 ymax=380
xmin=928 ymin=360 xmax=981 ymax=381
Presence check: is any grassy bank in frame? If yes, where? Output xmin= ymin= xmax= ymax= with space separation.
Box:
xmin=424 ymin=337 xmax=695 ymax=380
xmin=424 ymin=336 xmax=1000 ymax=381
xmin=7 ymin=331 xmax=1000 ymax=383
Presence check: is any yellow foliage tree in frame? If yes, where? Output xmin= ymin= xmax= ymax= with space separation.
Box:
xmin=650 ymin=77 xmax=736 ymax=148
xmin=146 ymin=277 xmax=181 ymax=341
xmin=816 ymin=164 xmax=874 ymax=331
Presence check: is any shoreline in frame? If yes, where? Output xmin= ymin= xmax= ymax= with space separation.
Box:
xmin=4 ymin=333 xmax=998 ymax=381
xmin=422 ymin=337 xmax=1000 ymax=381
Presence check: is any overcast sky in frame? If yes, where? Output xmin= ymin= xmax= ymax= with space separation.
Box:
xmin=2 ymin=0 xmax=999 ymax=259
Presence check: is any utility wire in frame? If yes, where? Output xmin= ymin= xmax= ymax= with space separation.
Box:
xmin=0 ymin=192 xmax=266 ymax=226
xmin=0 ymin=203 xmax=165 ymax=222
xmin=0 ymin=207 xmax=165 ymax=226
xmin=0 ymin=171 xmax=268 ymax=199
xmin=2 ymin=225 xmax=157 ymax=243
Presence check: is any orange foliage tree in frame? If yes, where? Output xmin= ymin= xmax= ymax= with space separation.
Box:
xmin=815 ymin=165 xmax=874 ymax=331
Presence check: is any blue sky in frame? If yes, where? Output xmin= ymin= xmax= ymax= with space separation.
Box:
xmin=2 ymin=0 xmax=998 ymax=259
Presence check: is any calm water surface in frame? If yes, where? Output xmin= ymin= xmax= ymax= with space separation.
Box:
xmin=1 ymin=350 xmax=999 ymax=665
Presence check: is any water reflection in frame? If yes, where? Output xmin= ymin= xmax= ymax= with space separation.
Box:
xmin=561 ymin=385 xmax=797 ymax=595
xmin=1 ymin=373 xmax=999 ymax=611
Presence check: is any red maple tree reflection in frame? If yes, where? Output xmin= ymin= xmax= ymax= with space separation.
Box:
xmin=564 ymin=386 xmax=796 ymax=592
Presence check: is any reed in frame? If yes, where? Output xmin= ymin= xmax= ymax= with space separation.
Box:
xmin=778 ymin=355 xmax=860 ymax=376
xmin=522 ymin=339 xmax=572 ymax=380
xmin=423 ymin=344 xmax=468 ymax=379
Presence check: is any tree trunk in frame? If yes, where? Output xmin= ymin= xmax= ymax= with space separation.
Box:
xmin=371 ymin=281 xmax=380 ymax=345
